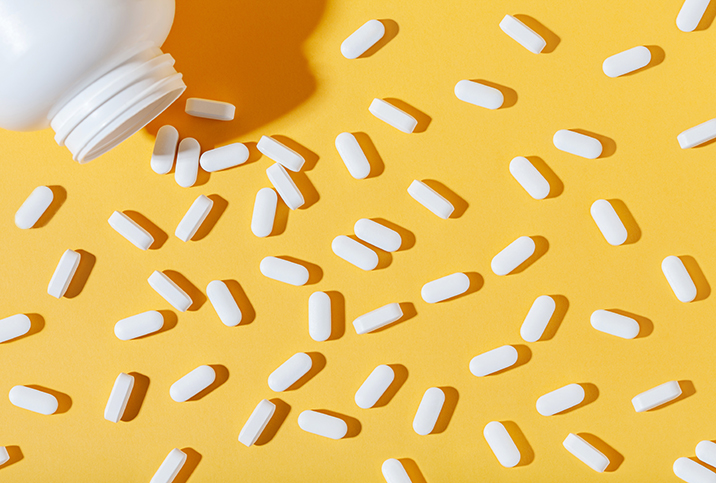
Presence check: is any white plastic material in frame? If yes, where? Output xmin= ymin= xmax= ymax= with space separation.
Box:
xmin=355 ymin=365 xmax=395 ymax=409
xmin=553 ymin=130 xmax=603 ymax=159
xmin=470 ymin=345 xmax=519 ymax=376
xmin=104 ymin=372 xmax=134 ymax=423
xmin=238 ymin=399 xmax=276 ymax=447
xmin=185 ymin=98 xmax=235 ymax=121
xmin=251 ymin=188 xmax=278 ymax=237
xmin=257 ymin=135 xmax=305 ymax=172
xmin=590 ymin=310 xmax=639 ymax=339
xmin=260 ymin=257 xmax=309 ymax=286
xmin=175 ymin=138 xmax=200 ymax=188
xmin=15 ymin=186 xmax=54 ymax=229
xmin=332 ymin=236 xmax=379 ymax=271
xmin=341 ymin=20 xmax=385 ymax=59
xmin=335 ymin=132 xmax=371 ymax=179
xmin=677 ymin=0 xmax=711 ymax=32
xmin=268 ymin=353 xmax=312 ymax=392
xmin=298 ymin=410 xmax=347 ymax=439
xmin=108 ymin=211 xmax=154 ymax=250
xmin=206 ymin=280 xmax=242 ymax=327
xmin=147 ymin=271 xmax=192 ymax=312
xmin=151 ymin=125 xmax=179 ymax=174
xmin=454 ymin=80 xmax=504 ymax=109
xmin=151 ymin=448 xmax=187 ymax=483
xmin=563 ymin=433 xmax=610 ymax=473
xmin=175 ymin=195 xmax=213 ymax=242
xmin=662 ymin=256 xmax=698 ymax=303
xmin=413 ymin=387 xmax=445 ymax=435
xmin=170 ymin=365 xmax=216 ymax=402
xmin=536 ymin=384 xmax=585 ymax=416
xmin=369 ymin=99 xmax=418 ymax=134
xmin=266 ymin=163 xmax=304 ymax=210
xmin=382 ymin=459 xmax=412 ymax=483
xmin=0 ymin=447 xmax=8 ymax=466
xmin=697 ymin=441 xmax=716 ymax=467
xmin=199 ymin=143 xmax=249 ymax=172
xmin=353 ymin=303 xmax=403 ymax=334
xmin=9 ymin=386 xmax=58 ymax=415
xmin=590 ymin=200 xmax=628 ymax=245
xmin=678 ymin=119 xmax=716 ymax=149
xmin=47 ymin=249 xmax=81 ymax=298
xmin=407 ymin=180 xmax=454 ymax=219
xmin=421 ymin=273 xmax=470 ymax=303
xmin=0 ymin=314 xmax=31 ymax=343
xmin=520 ymin=295 xmax=556 ymax=342
xmin=484 ymin=421 xmax=521 ymax=467
xmin=491 ymin=236 xmax=536 ymax=275
xmin=632 ymin=381 xmax=682 ymax=412
xmin=354 ymin=219 xmax=401 ymax=252
xmin=499 ymin=15 xmax=546 ymax=54
xmin=309 ymin=291 xmax=332 ymax=342
xmin=509 ymin=157 xmax=550 ymax=199
xmin=674 ymin=457 xmax=716 ymax=483
xmin=114 ymin=310 xmax=164 ymax=340
xmin=603 ymin=46 xmax=651 ymax=77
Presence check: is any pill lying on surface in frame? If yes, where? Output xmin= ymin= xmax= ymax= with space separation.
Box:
xmin=369 ymin=99 xmax=418 ymax=134
xmin=47 ymin=249 xmax=81 ymax=298
xmin=674 ymin=457 xmax=716 ymax=483
xmin=509 ymin=156 xmax=550 ymax=199
xmin=677 ymin=0 xmax=711 ymax=32
xmin=354 ymin=219 xmax=401 ymax=252
xmin=470 ymin=345 xmax=519 ymax=376
xmin=150 ymin=448 xmax=187 ymax=483
xmin=170 ymin=365 xmax=216 ymax=402
xmin=632 ymin=380 xmax=682 ymax=412
xmin=104 ymin=373 xmax=134 ymax=423
xmin=678 ymin=119 xmax=716 ymax=149
xmin=563 ymin=433 xmax=610 ymax=472
xmin=114 ymin=311 xmax=164 ymax=340
xmin=309 ymin=291 xmax=331 ymax=342
xmin=0 ymin=314 xmax=31 ymax=343
xmin=520 ymin=295 xmax=556 ymax=342
xmin=341 ymin=19 xmax=385 ymax=59
xmin=590 ymin=310 xmax=639 ymax=339
xmin=260 ymin=257 xmax=309 ymax=286
xmin=108 ymin=211 xmax=154 ymax=250
xmin=298 ymin=410 xmax=347 ymax=439
xmin=266 ymin=163 xmax=304 ymax=210
xmin=147 ymin=271 xmax=193 ymax=312
xmin=491 ymin=236 xmax=536 ymax=276
xmin=335 ymin=132 xmax=371 ymax=179
xmin=175 ymin=138 xmax=200 ymax=188
xmin=9 ymin=386 xmax=58 ymax=415
xmin=421 ymin=273 xmax=470 ymax=303
xmin=206 ymin=280 xmax=241 ymax=327
xmin=151 ymin=125 xmax=178 ymax=174
xmin=413 ymin=387 xmax=445 ymax=435
xmin=484 ymin=421 xmax=521 ymax=467
xmin=185 ymin=98 xmax=235 ymax=121
xmin=15 ymin=186 xmax=53 ymax=229
xmin=257 ymin=135 xmax=305 ymax=172
xmin=0 ymin=447 xmax=8 ymax=466
xmin=499 ymin=14 xmax=546 ymax=54
xmin=199 ymin=143 xmax=249 ymax=172
xmin=268 ymin=352 xmax=312 ymax=392
xmin=407 ymin=180 xmax=454 ymax=219
xmin=536 ymin=384 xmax=585 ymax=416
xmin=382 ymin=459 xmax=412 ymax=483
xmin=353 ymin=303 xmax=403 ymax=334
xmin=238 ymin=399 xmax=276 ymax=447
xmin=662 ymin=256 xmax=698 ymax=303
xmin=332 ymin=236 xmax=379 ymax=271
xmin=697 ymin=441 xmax=716 ymax=467
xmin=590 ymin=199 xmax=628 ymax=245
xmin=603 ymin=46 xmax=651 ymax=78
xmin=251 ymin=188 xmax=277 ymax=238
xmin=175 ymin=194 xmax=213 ymax=242
xmin=355 ymin=365 xmax=394 ymax=409
xmin=553 ymin=130 xmax=603 ymax=159
xmin=454 ymin=79 xmax=504 ymax=109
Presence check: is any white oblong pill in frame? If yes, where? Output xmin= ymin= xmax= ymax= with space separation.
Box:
xmin=413 ymin=387 xmax=445 ymax=435
xmin=257 ymin=135 xmax=305 ymax=172
xmin=484 ymin=421 xmax=521 ymax=467
xmin=341 ymin=19 xmax=385 ymax=59
xmin=259 ymin=256 xmax=309 ymax=286
xmin=175 ymin=194 xmax=213 ymax=242
xmin=470 ymin=345 xmax=519 ymax=377
xmin=332 ymin=235 xmax=379 ymax=271
xmin=590 ymin=310 xmax=639 ymax=339
xmin=407 ymin=180 xmax=454 ymax=219
xmin=238 ymin=399 xmax=276 ymax=447
xmin=151 ymin=125 xmax=179 ymax=174
xmin=147 ymin=271 xmax=193 ymax=312
xmin=355 ymin=365 xmax=395 ymax=409
xmin=15 ymin=186 xmax=53 ymax=229
xmin=104 ymin=372 xmax=134 ymax=423
xmin=536 ymin=384 xmax=585 ymax=416
xmin=199 ymin=143 xmax=249 ymax=172
xmin=0 ymin=447 xmax=8 ymax=466
xmin=662 ymin=256 xmax=698 ymax=303
xmin=603 ymin=46 xmax=651 ymax=78
xmin=0 ymin=314 xmax=31 ymax=343
xmin=251 ymin=188 xmax=277 ymax=238
xmin=382 ymin=459 xmax=411 ymax=483
xmin=185 ymin=98 xmax=235 ymax=121
xmin=674 ymin=457 xmax=716 ymax=483
xmin=678 ymin=119 xmax=716 ymax=149
xmin=520 ymin=295 xmax=556 ymax=342
xmin=354 ymin=219 xmax=401 ymax=252
xmin=421 ymin=273 xmax=470 ymax=303
xmin=553 ymin=130 xmax=603 ymax=159
xmin=509 ymin=156 xmax=550 ymax=200
xmin=150 ymin=448 xmax=187 ymax=483
xmin=206 ymin=280 xmax=242 ymax=327
xmin=8 ymin=386 xmax=58 ymax=415
xmin=266 ymin=163 xmax=304 ymax=210
xmin=697 ymin=441 xmax=716 ymax=467
xmin=108 ymin=211 xmax=154 ymax=250
xmin=499 ymin=14 xmax=546 ymax=54
xmin=353 ymin=303 xmax=403 ymax=334
xmin=47 ymin=249 xmax=81 ymax=298
xmin=677 ymin=0 xmax=711 ymax=32
xmin=175 ymin=138 xmax=200 ymax=188
xmin=590 ymin=200 xmax=628 ymax=246
xmin=297 ymin=410 xmax=348 ymax=439
xmin=632 ymin=380 xmax=682 ymax=412
xmin=491 ymin=236 xmax=536 ymax=276
xmin=369 ymin=98 xmax=418 ymax=134
xmin=563 ymin=433 xmax=610 ymax=473
xmin=114 ymin=310 xmax=164 ymax=340
xmin=309 ymin=291 xmax=331 ymax=342
xmin=170 ymin=365 xmax=216 ymax=402
xmin=454 ymin=80 xmax=504 ymax=109
xmin=335 ymin=132 xmax=371 ymax=179
xmin=268 ymin=352 xmax=312 ymax=392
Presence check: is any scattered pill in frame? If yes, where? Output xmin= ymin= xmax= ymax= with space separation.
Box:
xmin=499 ymin=14 xmax=546 ymax=54
xmin=509 ymin=156 xmax=550 ymax=199
xmin=47 ymin=249 xmax=81 ymax=298
xmin=603 ymin=46 xmax=651 ymax=77
xmin=697 ymin=441 xmax=716 ymax=467
xmin=484 ymin=421 xmax=521 ymax=467
xmin=407 ymin=180 xmax=454 ymax=219
xmin=454 ymin=80 xmax=504 ymax=109
xmin=8 ymin=385 xmax=58 ymax=415
xmin=553 ymin=130 xmax=603 ymax=159
xmin=355 ymin=365 xmax=395 ymax=409
xmin=341 ymin=19 xmax=385 ymax=59
xmin=0 ymin=447 xmax=8 ymax=466
xmin=470 ymin=345 xmax=519 ymax=376
xmin=413 ymin=387 xmax=445 ymax=435
xmin=678 ymin=119 xmax=716 ymax=149
xmin=206 ymin=280 xmax=242 ymax=327
xmin=266 ymin=163 xmax=304 ymax=210
xmin=15 ymin=186 xmax=53 ymax=229
xmin=185 ymin=98 xmax=235 ymax=121
xmin=590 ymin=199 xmax=628 ymax=245
xmin=175 ymin=194 xmax=213 ymax=242
xmin=251 ymin=188 xmax=278 ymax=238
xmin=238 ymin=399 xmax=276 ymax=447
xmin=170 ymin=365 xmax=216 ymax=402
xmin=677 ymin=0 xmax=711 ymax=32
xmin=536 ymin=384 xmax=585 ymax=416
xmin=332 ymin=235 xmax=379 ymax=271
xmin=114 ymin=310 xmax=164 ymax=340
xmin=590 ymin=310 xmax=639 ymax=339
xmin=369 ymin=98 xmax=418 ymax=134
xmin=491 ymin=236 xmax=536 ymax=276
xmin=174 ymin=138 xmax=200 ymax=188
xmin=147 ymin=271 xmax=193 ymax=312
xmin=421 ymin=273 xmax=470 ymax=303
xmin=382 ymin=459 xmax=412 ymax=483
xmin=151 ymin=125 xmax=179 ymax=174
xmin=674 ymin=457 xmax=716 ymax=483
xmin=563 ymin=433 xmax=610 ymax=472
xmin=354 ymin=219 xmax=402 ymax=252
xmin=150 ymin=448 xmax=187 ymax=483
xmin=257 ymin=135 xmax=305 ymax=172
xmin=199 ymin=143 xmax=249 ymax=172
xmin=520 ymin=295 xmax=556 ymax=342
xmin=335 ymin=132 xmax=371 ymax=179
xmin=260 ymin=257 xmax=309 ymax=286
xmin=662 ymin=256 xmax=698 ymax=303
xmin=353 ymin=303 xmax=403 ymax=334
xmin=632 ymin=380 xmax=682 ymax=412
xmin=0 ymin=314 xmax=31 ymax=343
xmin=104 ymin=373 xmax=134 ymax=423
xmin=268 ymin=353 xmax=312 ymax=392
xmin=297 ymin=410 xmax=348 ymax=439
xmin=309 ymin=291 xmax=332 ymax=342
xmin=108 ymin=211 xmax=154 ymax=250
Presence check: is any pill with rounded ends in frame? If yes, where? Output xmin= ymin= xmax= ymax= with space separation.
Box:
xmin=354 ymin=219 xmax=401 ymax=252
xmin=491 ymin=236 xmax=536 ymax=276
xmin=147 ymin=271 xmax=193 ymax=312
xmin=108 ymin=211 xmax=154 ymax=250
xmin=413 ymin=387 xmax=445 ymax=435
xmin=297 ymin=410 xmax=348 ymax=439
xmin=170 ymin=365 xmax=216 ymax=402
xmin=251 ymin=188 xmax=277 ymax=237
xmin=175 ymin=194 xmax=213 ymax=242
xmin=266 ymin=163 xmax=304 ymax=210
xmin=0 ymin=314 xmax=31 ymax=343
xmin=15 ymin=186 xmax=53 ymax=229
xmin=590 ymin=200 xmax=628 ymax=245
xmin=499 ymin=15 xmax=546 ymax=54
xmin=309 ymin=291 xmax=331 ymax=342
xmin=269 ymin=352 xmax=312 ymax=392
xmin=697 ymin=441 xmax=716 ymax=467
xmin=553 ymin=130 xmax=603 ymax=159
xmin=104 ymin=372 xmax=134 ymax=423
xmin=563 ymin=433 xmax=610 ymax=472
xmin=185 ymin=98 xmax=235 ymax=121
xmin=536 ymin=384 xmax=585 ymax=416
xmin=677 ymin=0 xmax=711 ymax=32
xmin=355 ymin=365 xmax=395 ymax=409
xmin=369 ymin=99 xmax=418 ymax=134
xmin=0 ymin=447 xmax=8 ymax=466
xmin=632 ymin=380 xmax=682 ymax=412
xmin=150 ymin=448 xmax=187 ymax=483
xmin=382 ymin=459 xmax=412 ymax=483
xmin=341 ymin=19 xmax=385 ymax=59
xmin=603 ymin=46 xmax=651 ymax=78
xmin=151 ymin=125 xmax=178 ymax=174
xmin=662 ymin=256 xmax=698 ymax=303
xmin=206 ymin=280 xmax=241 ymax=327
xmin=454 ymin=80 xmax=504 ymax=109
xmin=335 ymin=132 xmax=371 ymax=179
xmin=520 ymin=295 xmax=556 ymax=342
xmin=509 ymin=156 xmax=550 ymax=199
xmin=470 ymin=345 xmax=519 ymax=376
xmin=678 ymin=119 xmax=716 ymax=149
xmin=353 ymin=303 xmax=403 ymax=334
xmin=332 ymin=236 xmax=379 ymax=271
xmin=47 ymin=249 xmax=81 ymax=298
xmin=407 ymin=180 xmax=454 ymax=219
xmin=257 ymin=135 xmax=305 ymax=172
xmin=9 ymin=386 xmax=58 ymax=415
xmin=199 ymin=143 xmax=249 ymax=172
xmin=421 ymin=273 xmax=470 ymax=303
xmin=590 ymin=310 xmax=639 ymax=339
xmin=674 ymin=457 xmax=716 ymax=483
xmin=484 ymin=421 xmax=521 ymax=467
xmin=238 ymin=399 xmax=276 ymax=447
xmin=114 ymin=310 xmax=164 ymax=340
xmin=175 ymin=138 xmax=200 ymax=188
xmin=260 ymin=257 xmax=309 ymax=286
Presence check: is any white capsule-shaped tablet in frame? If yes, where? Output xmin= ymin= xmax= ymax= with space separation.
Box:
xmin=590 ymin=199 xmax=628 ymax=245
xmin=114 ymin=310 xmax=164 ymax=340
xmin=15 ymin=186 xmax=53 ymax=229
xmin=678 ymin=119 xmax=716 ymax=149
xmin=382 ymin=459 xmax=412 ymax=483
xmin=484 ymin=421 xmax=521 ymax=467
xmin=563 ymin=433 xmax=610 ymax=473
xmin=509 ymin=156 xmax=550 ymax=200
xmin=238 ymin=399 xmax=276 ymax=447
xmin=199 ymin=143 xmax=249 ymax=172
xmin=47 ymin=249 xmax=81 ymax=298
xmin=354 ymin=219 xmax=401 ymax=252
xmin=421 ymin=273 xmax=470 ymax=303
xmin=297 ymin=410 xmax=348 ymax=439
xmin=590 ymin=310 xmax=639 ymax=339
xmin=536 ymin=384 xmax=585 ymax=416
xmin=602 ymin=46 xmax=651 ymax=78
xmin=353 ymin=303 xmax=403 ymax=334
xmin=257 ymin=135 xmax=305 ymax=172
xmin=332 ymin=235 xmax=379 ymax=271
xmin=309 ymin=291 xmax=331 ymax=342
xmin=454 ymin=80 xmax=504 ymax=109
xmin=268 ymin=352 xmax=312 ymax=392
xmin=8 ymin=386 xmax=58 ymax=415
xmin=170 ymin=365 xmax=216 ymax=402
xmin=407 ymin=180 xmax=454 ymax=219
xmin=369 ymin=98 xmax=418 ymax=134
xmin=341 ymin=19 xmax=385 ymax=59
xmin=175 ymin=194 xmax=213 ymax=242
xmin=520 ymin=295 xmax=556 ymax=342
xmin=185 ymin=98 xmax=235 ymax=121
xmin=151 ymin=125 xmax=179 ymax=174
xmin=335 ymin=132 xmax=371 ymax=179
xmin=259 ymin=256 xmax=309 ymax=286
xmin=674 ymin=457 xmax=716 ymax=483
xmin=662 ymin=256 xmax=698 ymax=303
xmin=108 ymin=211 xmax=154 ymax=250
xmin=697 ymin=441 xmax=716 ymax=467
xmin=266 ymin=163 xmax=304 ymax=210
xmin=499 ymin=14 xmax=546 ymax=54
xmin=677 ymin=0 xmax=711 ymax=32
xmin=470 ymin=345 xmax=519 ymax=377
xmin=491 ymin=236 xmax=536 ymax=276
xmin=632 ymin=380 xmax=682 ymax=412
xmin=206 ymin=280 xmax=242 ymax=327
xmin=355 ymin=365 xmax=395 ymax=409
xmin=150 ymin=448 xmax=187 ymax=483
xmin=147 ymin=271 xmax=193 ymax=312
xmin=104 ymin=372 xmax=134 ymax=423
xmin=553 ymin=130 xmax=603 ymax=159
xmin=0 ymin=314 xmax=31 ymax=343
xmin=175 ymin=138 xmax=200 ymax=188
xmin=0 ymin=447 xmax=9 ymax=466
xmin=251 ymin=188 xmax=277 ymax=238
xmin=413 ymin=387 xmax=445 ymax=435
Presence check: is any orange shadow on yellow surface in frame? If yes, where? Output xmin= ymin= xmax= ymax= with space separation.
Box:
xmin=577 ymin=433 xmax=623 ymax=472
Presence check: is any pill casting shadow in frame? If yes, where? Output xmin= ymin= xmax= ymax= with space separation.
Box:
xmin=357 ymin=19 xmax=399 ymax=58
xmin=576 ymin=433 xmax=623 ymax=471
xmin=121 ymin=372 xmax=150 ymax=422
xmin=525 ymin=156 xmax=563 ymax=198
xmin=347 ymin=234 xmax=392 ymax=270
xmin=695 ymin=2 xmax=716 ymax=31
xmin=34 ymin=186 xmax=66 ymax=228
xmin=10 ymin=313 xmax=44 ymax=343
xmin=187 ymin=365 xmax=229 ymax=401
xmin=373 ymin=364 xmax=408 ymax=407
xmin=325 ymin=291 xmax=345 ymax=341
xmin=151 ymin=310 xmax=178 ymax=337
xmin=314 ymin=409 xmax=361 ymax=438
xmin=609 ymin=309 xmax=653 ymax=338
xmin=431 ymin=386 xmax=458 ymax=434
xmin=383 ymin=98 xmax=432 ymax=133
xmin=501 ymin=421 xmax=534 ymax=466
xmin=447 ymin=272 xmax=483 ymax=302
xmin=285 ymin=352 xmax=325 ymax=391
xmin=64 ymin=250 xmax=96 ymax=299
xmin=163 ymin=270 xmax=206 ymax=310
xmin=491 ymin=345 xmax=531 ymax=375
xmin=399 ymin=459 xmax=427 ymax=483
xmin=608 ymin=199 xmax=641 ymax=244
xmin=124 ymin=210 xmax=168 ymax=249
xmin=470 ymin=79 xmax=517 ymax=109
xmin=571 ymin=129 xmax=616 ymax=158
xmin=512 ymin=15 xmax=560 ymax=53
xmin=558 ymin=383 xmax=598 ymax=415
xmin=421 ymin=180 xmax=468 ymax=218
xmin=191 ymin=194 xmax=228 ymax=241
xmin=539 ymin=294 xmax=568 ymax=341
xmin=353 ymin=133 xmax=385 ymax=178
xmin=509 ymin=236 xmax=548 ymax=275
xmin=255 ymin=398 xmax=291 ymax=445
xmin=26 ymin=385 xmax=72 ymax=414
xmin=2 ymin=446 xmax=23 ymax=469
xmin=369 ymin=302 xmax=417 ymax=333
xmin=173 ymin=448 xmax=201 ymax=483
xmin=680 ymin=256 xmax=710 ymax=301
xmin=371 ymin=218 xmax=415 ymax=250
xmin=223 ymin=280 xmax=256 ymax=325
xmin=276 ymin=256 xmax=323 ymax=285
xmin=648 ymin=380 xmax=695 ymax=411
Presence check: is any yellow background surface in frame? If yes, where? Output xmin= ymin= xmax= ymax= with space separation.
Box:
xmin=2 ymin=0 xmax=716 ymax=481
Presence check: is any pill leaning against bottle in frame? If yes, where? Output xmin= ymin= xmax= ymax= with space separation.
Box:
xmin=268 ymin=352 xmax=313 ymax=392
xmin=407 ymin=180 xmax=454 ymax=219
xmin=413 ymin=387 xmax=445 ymax=435
xmin=355 ymin=365 xmax=395 ymax=409
xmin=309 ymin=291 xmax=332 ymax=342
xmin=175 ymin=138 xmax=200 ymax=188
xmin=382 ymin=458 xmax=412 ymax=483
xmin=491 ymin=236 xmax=536 ymax=276
xmin=206 ymin=280 xmax=242 ymax=327
xmin=421 ymin=273 xmax=470 ymax=303
xmin=470 ymin=345 xmax=519 ymax=376
xmin=354 ymin=219 xmax=402 ymax=252
xmin=673 ymin=457 xmax=716 ymax=483
xmin=147 ymin=271 xmax=193 ymax=312
xmin=266 ymin=163 xmax=304 ymax=210
xmin=590 ymin=199 xmax=628 ymax=245
xmin=553 ymin=130 xmax=603 ymax=159
xmin=662 ymin=256 xmax=698 ymax=303
xmin=509 ymin=156 xmax=550 ymax=200
xmin=563 ymin=433 xmax=610 ymax=472
xmin=632 ymin=380 xmax=682 ymax=412
xmin=696 ymin=441 xmax=716 ymax=467
xmin=238 ymin=399 xmax=276 ymax=447
xmin=353 ymin=303 xmax=403 ymax=334
xmin=484 ymin=421 xmax=521 ymax=467
xmin=332 ymin=235 xmax=379 ymax=271
xmin=185 ymin=98 xmax=235 ymax=121
xmin=335 ymin=132 xmax=371 ymax=179
xmin=454 ymin=80 xmax=504 ymax=109
xmin=47 ymin=249 xmax=81 ymax=298
xmin=677 ymin=0 xmax=711 ymax=32
xmin=602 ymin=46 xmax=651 ymax=77
xmin=104 ymin=373 xmax=134 ymax=423
xmin=536 ymin=384 xmax=585 ymax=416
xmin=0 ymin=314 xmax=31 ymax=343
xmin=369 ymin=99 xmax=418 ymax=134
xmin=499 ymin=15 xmax=546 ymax=54
xmin=520 ymin=295 xmax=556 ymax=342
xmin=199 ymin=143 xmax=249 ymax=172
xmin=257 ymin=135 xmax=305 ymax=172
xmin=590 ymin=310 xmax=640 ymax=339
xmin=175 ymin=194 xmax=213 ymax=242
xmin=8 ymin=386 xmax=58 ymax=415
xmin=150 ymin=448 xmax=187 ymax=483
xmin=15 ymin=186 xmax=53 ymax=229
xmin=251 ymin=188 xmax=278 ymax=238
xmin=114 ymin=311 xmax=164 ymax=340
xmin=297 ymin=410 xmax=348 ymax=439
xmin=260 ymin=257 xmax=310 ymax=286
xmin=170 ymin=365 xmax=216 ymax=402
xmin=108 ymin=211 xmax=154 ymax=250
xmin=341 ymin=19 xmax=385 ymax=59
xmin=678 ymin=119 xmax=716 ymax=149
xmin=151 ymin=125 xmax=179 ymax=174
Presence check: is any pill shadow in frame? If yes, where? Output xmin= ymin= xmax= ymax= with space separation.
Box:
xmin=292 ymin=172 xmax=320 ymax=210
xmin=123 ymin=211 xmax=168 ymax=250
xmin=421 ymin=180 xmax=468 ymax=219
xmin=448 ymin=272 xmax=484 ymax=302
xmin=121 ymin=373 xmax=150 ymax=422
xmin=151 ymin=310 xmax=178 ymax=337
xmin=690 ymin=456 xmax=716 ymax=473
xmin=525 ymin=156 xmax=563 ymax=198
xmin=642 ymin=46 xmax=665 ymax=73
xmin=501 ymin=421 xmax=534 ymax=466
xmin=325 ymin=291 xmax=345 ymax=341
xmin=609 ymin=309 xmax=653 ymax=338
xmin=492 ymin=345 xmax=532 ymax=375
xmin=270 ymin=196 xmax=289 ymax=237
xmin=26 ymin=385 xmax=71 ymax=414
xmin=374 ymin=364 xmax=408 ymax=407
xmin=241 ymin=141 xmax=263 ymax=167
xmin=278 ymin=256 xmax=323 ymax=285
xmin=382 ymin=98 xmax=431 ymax=133
xmin=371 ymin=218 xmax=415 ymax=251
xmin=315 ymin=410 xmax=361 ymax=438
xmin=680 ymin=256 xmax=710 ymax=301
xmin=559 ymin=383 xmax=599 ymax=415
xmin=8 ymin=313 xmax=45 ymax=344
xmin=649 ymin=380 xmax=696 ymax=411
xmin=286 ymin=352 xmax=325 ymax=391
xmin=1 ymin=446 xmax=23 ymax=469
xmin=358 ymin=19 xmax=399 ymax=58
xmin=399 ymin=459 xmax=427 ymax=483
xmin=370 ymin=302 xmax=417 ymax=333
xmin=223 ymin=280 xmax=256 ymax=325
xmin=64 ymin=250 xmax=96 ymax=299
xmin=510 ymin=236 xmax=548 ymax=275
xmin=471 ymin=79 xmax=517 ymax=109
xmin=608 ymin=199 xmax=641 ymax=244
xmin=513 ymin=15 xmax=560 ymax=53
xmin=187 ymin=365 xmax=229 ymax=401
xmin=571 ymin=129 xmax=616 ymax=158
xmin=576 ymin=433 xmax=623 ymax=471
xmin=432 ymin=387 xmax=459 ymax=434
xmin=193 ymin=163 xmax=211 ymax=187
xmin=192 ymin=194 xmax=228 ymax=241
xmin=34 ymin=186 xmax=66 ymax=228
xmin=271 ymin=135 xmax=319 ymax=171
xmin=255 ymin=399 xmax=291 ymax=446
xmin=352 ymin=132 xmax=385 ymax=178
xmin=163 ymin=270 xmax=206 ymax=311
xmin=348 ymin=235 xmax=392 ymax=270
xmin=173 ymin=448 xmax=201 ymax=483
xmin=540 ymin=295 xmax=569 ymax=341
xmin=695 ymin=2 xmax=716 ymax=30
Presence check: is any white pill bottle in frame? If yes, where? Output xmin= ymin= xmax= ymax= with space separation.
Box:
xmin=0 ymin=0 xmax=185 ymax=163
